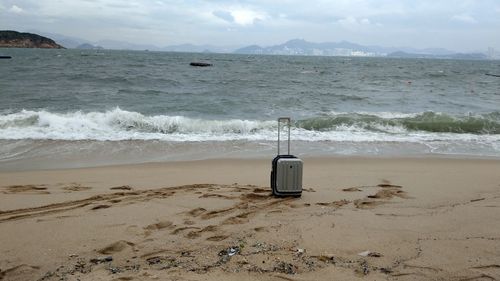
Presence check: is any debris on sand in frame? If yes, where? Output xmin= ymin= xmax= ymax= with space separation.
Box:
xmin=218 ymin=246 xmax=241 ymax=263
xmin=274 ymin=261 xmax=298 ymax=274
xmin=90 ymin=256 xmax=113 ymax=264
xmin=357 ymin=251 xmax=382 ymax=257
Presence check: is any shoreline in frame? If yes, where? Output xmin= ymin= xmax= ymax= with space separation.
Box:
xmin=2 ymin=152 xmax=500 ymax=173
xmin=2 ymin=153 xmax=500 ymax=173
xmin=2 ymin=136 xmax=500 ymax=172
xmin=1 ymin=157 xmax=500 ymax=280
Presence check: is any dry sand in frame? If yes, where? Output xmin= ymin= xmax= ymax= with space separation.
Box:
xmin=0 ymin=157 xmax=499 ymax=280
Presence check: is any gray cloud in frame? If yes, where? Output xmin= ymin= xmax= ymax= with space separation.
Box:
xmin=1 ymin=0 xmax=499 ymax=51
xmin=213 ymin=10 xmax=234 ymax=23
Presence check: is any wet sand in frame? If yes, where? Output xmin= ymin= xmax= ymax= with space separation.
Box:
xmin=0 ymin=157 xmax=499 ymax=280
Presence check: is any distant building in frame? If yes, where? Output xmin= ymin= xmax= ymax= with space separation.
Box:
xmin=487 ymin=47 xmax=494 ymax=58
xmin=487 ymin=47 xmax=500 ymax=60
xmin=350 ymin=50 xmax=377 ymax=57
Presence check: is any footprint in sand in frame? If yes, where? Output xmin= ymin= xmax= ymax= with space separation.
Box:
xmin=199 ymin=193 xmax=235 ymax=199
xmin=206 ymin=235 xmax=229 ymax=241
xmin=378 ymin=179 xmax=402 ymax=188
xmin=3 ymin=185 xmax=50 ymax=194
xmin=186 ymin=231 xmax=201 ymax=239
xmin=368 ymin=189 xmax=408 ymax=199
xmin=63 ymin=184 xmax=92 ymax=192
xmin=222 ymin=212 xmax=251 ymax=225
xmin=200 ymin=207 xmax=235 ymax=220
xmin=315 ymin=200 xmax=350 ymax=208
xmin=287 ymin=202 xmax=311 ymax=208
xmin=377 ymin=183 xmax=403 ymax=188
xmin=112 ymin=277 xmax=135 ymax=281
xmin=144 ymin=221 xmax=173 ymax=231
xmin=125 ymin=225 xmax=142 ymax=236
xmin=252 ymin=188 xmax=270 ymax=193
xmin=346 ymin=181 xmax=409 ymax=209
xmin=171 ymin=226 xmax=200 ymax=235
xmin=185 ymin=225 xmax=220 ymax=239
xmin=254 ymin=226 xmax=267 ymax=232
xmin=110 ymin=185 xmax=133 ymax=191
xmin=187 ymin=207 xmax=207 ymax=217
xmin=342 ymin=187 xmax=362 ymax=192
xmin=0 ymin=264 xmax=40 ymax=279
xmin=354 ymin=199 xmax=386 ymax=209
xmin=98 ymin=240 xmax=135 ymax=254
xmin=91 ymin=204 xmax=111 ymax=210
xmin=143 ymin=221 xmax=175 ymax=237
xmin=243 ymin=193 xmax=270 ymax=200
xmin=199 ymin=225 xmax=218 ymax=232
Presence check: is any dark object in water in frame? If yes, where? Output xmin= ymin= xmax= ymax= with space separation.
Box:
xmin=0 ymin=56 xmax=12 ymax=59
xmin=485 ymin=73 xmax=500 ymax=78
xmin=190 ymin=62 xmax=212 ymax=67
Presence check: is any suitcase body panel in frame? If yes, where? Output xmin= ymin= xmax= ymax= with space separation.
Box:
xmin=276 ymin=158 xmax=303 ymax=194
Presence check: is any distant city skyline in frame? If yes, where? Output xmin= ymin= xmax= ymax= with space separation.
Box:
xmin=1 ymin=0 xmax=500 ymax=52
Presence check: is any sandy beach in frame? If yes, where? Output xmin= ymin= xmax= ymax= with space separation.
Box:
xmin=1 ymin=157 xmax=499 ymax=280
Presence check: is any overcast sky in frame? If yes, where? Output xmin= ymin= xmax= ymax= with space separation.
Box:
xmin=1 ymin=0 xmax=500 ymax=51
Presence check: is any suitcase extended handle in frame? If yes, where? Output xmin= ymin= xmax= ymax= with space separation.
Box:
xmin=277 ymin=117 xmax=291 ymax=155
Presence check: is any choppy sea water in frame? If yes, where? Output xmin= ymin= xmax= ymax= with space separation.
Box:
xmin=0 ymin=48 xmax=499 ymax=170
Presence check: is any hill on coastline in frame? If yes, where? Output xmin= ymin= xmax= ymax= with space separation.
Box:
xmin=0 ymin=30 xmax=64 ymax=49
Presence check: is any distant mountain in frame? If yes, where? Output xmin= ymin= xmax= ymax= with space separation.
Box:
xmin=76 ymin=43 xmax=104 ymax=50
xmin=29 ymin=30 xmax=91 ymax=49
xmin=234 ymin=39 xmax=381 ymax=56
xmin=22 ymin=30 xmax=239 ymax=52
xmin=161 ymin=43 xmax=236 ymax=54
xmin=235 ymin=45 xmax=263 ymax=54
xmin=93 ymin=40 xmax=160 ymax=51
xmin=0 ymin=30 xmax=64 ymax=49
xmin=233 ymin=39 xmax=475 ymax=58
xmin=9 ymin=30 xmax=492 ymax=60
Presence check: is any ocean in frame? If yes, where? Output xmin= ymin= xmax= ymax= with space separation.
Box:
xmin=1 ymin=48 xmax=499 ymax=170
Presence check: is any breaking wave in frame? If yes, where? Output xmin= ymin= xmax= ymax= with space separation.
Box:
xmin=296 ymin=111 xmax=500 ymax=134
xmin=0 ymin=108 xmax=499 ymax=142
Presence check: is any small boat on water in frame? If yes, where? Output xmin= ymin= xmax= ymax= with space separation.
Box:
xmin=0 ymin=56 xmax=12 ymax=59
xmin=190 ymin=62 xmax=212 ymax=67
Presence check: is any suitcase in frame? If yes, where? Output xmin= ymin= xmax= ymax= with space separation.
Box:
xmin=270 ymin=117 xmax=303 ymax=197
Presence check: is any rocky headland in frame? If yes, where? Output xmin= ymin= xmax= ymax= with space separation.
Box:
xmin=0 ymin=30 xmax=64 ymax=49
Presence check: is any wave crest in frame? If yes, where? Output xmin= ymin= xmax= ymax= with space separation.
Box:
xmin=0 ymin=108 xmax=276 ymax=141
xmin=0 ymin=108 xmax=499 ymax=141
xmin=296 ymin=111 xmax=500 ymax=134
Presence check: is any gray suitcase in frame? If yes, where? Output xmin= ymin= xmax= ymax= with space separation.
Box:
xmin=270 ymin=117 xmax=303 ymax=197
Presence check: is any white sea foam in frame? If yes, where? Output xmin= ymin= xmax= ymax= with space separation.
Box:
xmin=0 ymin=108 xmax=499 ymax=146
xmin=327 ymin=110 xmax=420 ymax=119
xmin=0 ymin=108 xmax=275 ymax=141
